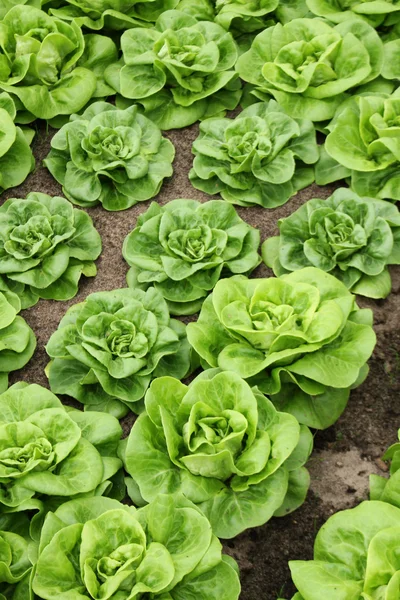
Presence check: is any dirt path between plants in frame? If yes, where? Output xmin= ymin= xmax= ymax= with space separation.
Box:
xmin=2 ymin=122 xmax=400 ymax=600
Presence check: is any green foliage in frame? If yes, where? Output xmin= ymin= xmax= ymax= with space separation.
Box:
xmin=370 ymin=429 xmax=400 ymax=508
xmin=189 ymin=100 xmax=318 ymax=207
xmin=316 ymin=92 xmax=400 ymax=201
xmin=46 ymin=288 xmax=193 ymax=418
xmin=122 ymin=199 xmax=261 ymax=315
xmin=214 ymin=0 xmax=278 ymax=36
xmin=0 ymin=293 xmax=35 ymax=394
xmin=236 ymin=18 xmax=385 ymax=121
xmin=306 ymin=0 xmax=400 ymax=27
xmin=105 ymin=10 xmax=241 ymax=129
xmin=0 ymin=382 xmax=123 ymax=512
xmin=263 ymin=188 xmax=400 ymax=299
xmin=0 ymin=192 xmax=101 ymax=309
xmin=32 ymin=493 xmax=240 ymax=599
xmin=44 ymin=103 xmax=175 ymax=210
xmin=0 ymin=93 xmax=34 ymax=192
xmin=0 ymin=6 xmax=117 ymax=120
xmin=187 ymin=268 xmax=376 ymax=429
xmin=0 ymin=513 xmax=33 ymax=600
xmin=123 ymin=370 xmax=312 ymax=538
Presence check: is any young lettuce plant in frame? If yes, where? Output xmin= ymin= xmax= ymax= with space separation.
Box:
xmin=189 ymin=101 xmax=318 ymax=208
xmin=0 ymin=293 xmax=36 ymax=394
xmin=316 ymin=92 xmax=400 ymax=201
xmin=187 ymin=268 xmax=376 ymax=430
xmin=0 ymin=513 xmax=34 ymax=599
xmin=262 ymin=188 xmax=400 ymax=299
xmin=105 ymin=10 xmax=241 ymax=130
xmin=32 ymin=493 xmax=241 ymax=599
xmin=0 ymin=6 xmax=117 ymax=120
xmin=0 ymin=93 xmax=34 ymax=192
xmin=214 ymin=0 xmax=278 ymax=37
xmin=122 ymin=370 xmax=313 ymax=538
xmin=305 ymin=0 xmax=400 ymax=27
xmin=46 ymin=288 xmax=193 ymax=418
xmin=0 ymin=382 xmax=123 ymax=513
xmin=236 ymin=18 xmax=384 ymax=121
xmin=279 ymin=440 xmax=400 ymax=600
xmin=122 ymin=199 xmax=261 ymax=315
xmin=0 ymin=193 xmax=101 ymax=309
xmin=44 ymin=103 xmax=174 ymax=210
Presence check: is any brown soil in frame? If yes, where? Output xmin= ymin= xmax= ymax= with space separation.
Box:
xmin=2 ymin=121 xmax=400 ymax=600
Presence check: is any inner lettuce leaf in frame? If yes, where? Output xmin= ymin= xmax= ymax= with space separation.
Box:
xmin=46 ymin=287 xmax=194 ymax=418
xmin=262 ymin=187 xmax=400 ymax=299
xmin=236 ymin=18 xmax=386 ymax=121
xmin=123 ymin=370 xmax=313 ymax=538
xmin=104 ymin=9 xmax=241 ymax=129
xmin=0 ymin=192 xmax=101 ymax=308
xmin=187 ymin=267 xmax=376 ymax=430
xmin=44 ymin=102 xmax=175 ymax=210
xmin=189 ymin=100 xmax=319 ymax=208
xmin=0 ymin=5 xmax=118 ymax=120
xmin=123 ymin=199 xmax=261 ymax=315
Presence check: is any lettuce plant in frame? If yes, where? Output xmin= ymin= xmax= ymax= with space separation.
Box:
xmin=0 ymin=382 xmax=123 ymax=512
xmin=48 ymin=0 xmax=181 ymax=30
xmin=32 ymin=493 xmax=241 ymax=599
xmin=0 ymin=93 xmax=34 ymax=192
xmin=44 ymin=103 xmax=175 ymax=210
xmin=316 ymin=92 xmax=400 ymax=201
xmin=214 ymin=0 xmax=278 ymax=36
xmin=370 ymin=429 xmax=400 ymax=508
xmin=263 ymin=188 xmax=400 ymax=299
xmin=189 ymin=101 xmax=318 ymax=208
xmin=0 ymin=6 xmax=117 ymax=120
xmin=281 ymin=500 xmax=400 ymax=599
xmin=0 ymin=193 xmax=101 ymax=309
xmin=236 ymin=18 xmax=384 ymax=121
xmin=0 ymin=513 xmax=33 ymax=599
xmin=104 ymin=10 xmax=241 ymax=130
xmin=0 ymin=293 xmax=36 ymax=394
xmin=46 ymin=288 xmax=193 ymax=418
xmin=187 ymin=268 xmax=376 ymax=430
xmin=123 ymin=370 xmax=313 ymax=539
xmin=122 ymin=199 xmax=261 ymax=315
xmin=306 ymin=0 xmax=400 ymax=27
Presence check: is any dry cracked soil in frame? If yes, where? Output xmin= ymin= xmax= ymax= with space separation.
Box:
xmin=2 ymin=119 xmax=400 ymax=600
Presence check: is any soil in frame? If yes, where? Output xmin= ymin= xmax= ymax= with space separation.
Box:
xmin=2 ymin=120 xmax=400 ymax=600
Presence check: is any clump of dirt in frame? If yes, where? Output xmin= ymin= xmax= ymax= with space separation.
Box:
xmin=2 ymin=121 xmax=400 ymax=600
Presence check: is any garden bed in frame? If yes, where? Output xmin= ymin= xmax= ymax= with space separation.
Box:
xmin=3 ymin=121 xmax=400 ymax=600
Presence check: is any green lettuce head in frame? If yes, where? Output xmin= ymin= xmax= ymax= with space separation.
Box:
xmin=44 ymin=103 xmax=175 ymax=210
xmin=46 ymin=287 xmax=193 ymax=418
xmin=0 ymin=192 xmax=101 ymax=309
xmin=0 ymin=382 xmax=123 ymax=513
xmin=370 ymin=429 xmax=400 ymax=508
xmin=123 ymin=370 xmax=313 ymax=539
xmin=263 ymin=188 xmax=400 ymax=299
xmin=0 ymin=513 xmax=33 ymax=599
xmin=316 ymin=92 xmax=400 ymax=201
xmin=48 ymin=0 xmax=182 ymax=30
xmin=0 ymin=93 xmax=34 ymax=192
xmin=105 ymin=10 xmax=241 ymax=130
xmin=187 ymin=268 xmax=376 ymax=430
xmin=0 ymin=293 xmax=35 ymax=395
xmin=283 ymin=500 xmax=400 ymax=600
xmin=32 ymin=493 xmax=240 ymax=599
xmin=122 ymin=199 xmax=261 ymax=315
xmin=236 ymin=18 xmax=384 ymax=121
xmin=189 ymin=100 xmax=318 ymax=208
xmin=306 ymin=0 xmax=400 ymax=27
xmin=0 ymin=6 xmax=117 ymax=120
xmin=214 ymin=0 xmax=277 ymax=36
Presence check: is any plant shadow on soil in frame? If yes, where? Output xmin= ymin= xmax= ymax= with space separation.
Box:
xmin=2 ymin=120 xmax=400 ymax=600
